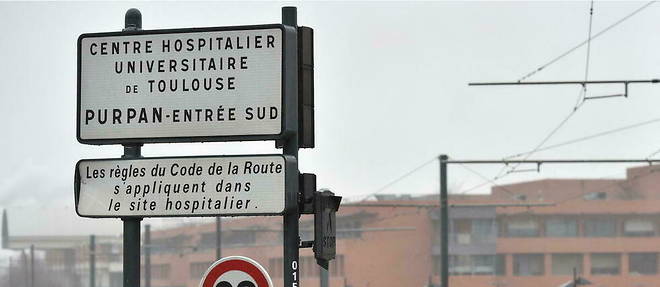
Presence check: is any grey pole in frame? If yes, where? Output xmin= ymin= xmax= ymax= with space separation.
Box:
xmin=90 ymin=235 xmax=95 ymax=287
xmin=282 ymin=6 xmax=300 ymax=287
xmin=320 ymin=268 xmax=329 ymax=287
xmin=145 ymin=225 xmax=151 ymax=287
xmin=439 ymin=155 xmax=449 ymax=287
xmin=122 ymin=9 xmax=143 ymax=287
xmin=22 ymin=250 xmax=27 ymax=287
xmin=216 ymin=217 xmax=222 ymax=260
xmin=29 ymin=245 xmax=34 ymax=287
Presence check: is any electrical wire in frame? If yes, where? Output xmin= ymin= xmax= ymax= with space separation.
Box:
xmin=507 ymin=2 xmax=597 ymax=175
xmin=506 ymin=117 xmax=660 ymax=159
xmin=457 ymin=164 xmax=518 ymax=197
xmin=647 ymin=146 xmax=660 ymax=159
xmin=376 ymin=114 xmax=660 ymax=198
xmin=517 ymin=1 xmax=656 ymax=82
xmin=363 ymin=3 xmax=658 ymax=203
xmin=360 ymin=157 xmax=437 ymax=201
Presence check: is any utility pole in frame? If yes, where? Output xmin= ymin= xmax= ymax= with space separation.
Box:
xmin=215 ymin=217 xmax=221 ymax=260
xmin=121 ymin=10 xmax=143 ymax=287
xmin=282 ymin=6 xmax=300 ymax=287
xmin=145 ymin=225 xmax=151 ymax=287
xmin=439 ymin=155 xmax=449 ymax=287
xmin=8 ymin=257 xmax=12 ymax=287
xmin=320 ymin=268 xmax=329 ymax=287
xmin=90 ymin=235 xmax=95 ymax=287
xmin=22 ymin=250 xmax=27 ymax=287
xmin=29 ymin=245 xmax=34 ymax=287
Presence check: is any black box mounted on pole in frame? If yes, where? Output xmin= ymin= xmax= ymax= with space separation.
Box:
xmin=277 ymin=26 xmax=314 ymax=149
xmin=299 ymin=173 xmax=317 ymax=214
xmin=298 ymin=26 xmax=315 ymax=148
xmin=314 ymin=189 xmax=341 ymax=269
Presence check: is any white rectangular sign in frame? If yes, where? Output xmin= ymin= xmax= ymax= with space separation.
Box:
xmin=75 ymin=155 xmax=294 ymax=217
xmin=77 ymin=25 xmax=294 ymax=144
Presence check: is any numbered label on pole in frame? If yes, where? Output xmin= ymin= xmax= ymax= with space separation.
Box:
xmin=200 ymin=256 xmax=273 ymax=287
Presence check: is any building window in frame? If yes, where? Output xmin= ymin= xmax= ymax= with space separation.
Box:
xmin=190 ymin=261 xmax=213 ymax=279
xmin=585 ymin=219 xmax=617 ymax=237
xmin=591 ymin=253 xmax=620 ymax=275
xmin=199 ymin=232 xmax=216 ymax=249
xmin=552 ymin=254 xmax=582 ymax=275
xmin=337 ymin=219 xmax=362 ymax=239
xmin=513 ymin=254 xmax=544 ymax=276
xmin=449 ymin=255 xmax=472 ymax=275
xmin=229 ymin=231 xmax=257 ymax=247
xmin=454 ymin=219 xmax=472 ymax=244
xmin=507 ymin=219 xmax=539 ymax=237
xmin=495 ymin=255 xmax=506 ymax=276
xmin=472 ymin=219 xmax=496 ymax=242
xmin=624 ymin=219 xmax=655 ymax=237
xmin=151 ymin=235 xmax=187 ymax=254
xmin=629 ymin=253 xmax=657 ymax=275
xmin=152 ymin=264 xmax=171 ymax=280
xmin=472 ymin=255 xmax=497 ymax=275
xmin=546 ymin=219 xmax=578 ymax=237
xmin=445 ymin=255 xmax=504 ymax=276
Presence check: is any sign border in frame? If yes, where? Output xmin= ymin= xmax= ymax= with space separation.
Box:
xmin=74 ymin=154 xmax=297 ymax=218
xmin=76 ymin=24 xmax=297 ymax=145
xmin=199 ymin=256 xmax=273 ymax=287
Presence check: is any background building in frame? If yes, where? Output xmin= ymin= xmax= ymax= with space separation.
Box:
xmin=146 ymin=164 xmax=660 ymax=287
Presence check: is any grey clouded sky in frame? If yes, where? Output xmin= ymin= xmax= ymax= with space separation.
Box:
xmin=2 ymin=1 xmax=660 ymax=235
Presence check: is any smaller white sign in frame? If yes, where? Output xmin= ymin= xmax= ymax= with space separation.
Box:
xmin=75 ymin=155 xmax=293 ymax=217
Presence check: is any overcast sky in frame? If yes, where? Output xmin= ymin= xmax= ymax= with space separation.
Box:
xmin=2 ymin=1 xmax=660 ymax=236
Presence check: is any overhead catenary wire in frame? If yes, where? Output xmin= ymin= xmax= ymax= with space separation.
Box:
xmin=363 ymin=3 xmax=658 ymax=203
xmin=458 ymin=163 xmax=518 ymax=197
xmin=516 ymin=1 xmax=656 ymax=82
xmin=360 ymin=157 xmax=437 ymax=201
xmin=366 ymin=114 xmax=660 ymax=198
xmin=575 ymin=0 xmax=595 ymax=107
xmin=505 ymin=117 xmax=660 ymax=159
xmin=504 ymin=1 xmax=597 ymax=176
xmin=647 ymin=146 xmax=660 ymax=159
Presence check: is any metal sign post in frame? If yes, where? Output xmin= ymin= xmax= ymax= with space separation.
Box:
xmin=281 ymin=7 xmax=300 ymax=287
xmin=122 ymin=10 xmax=143 ymax=287
xmin=439 ymin=155 xmax=448 ymax=287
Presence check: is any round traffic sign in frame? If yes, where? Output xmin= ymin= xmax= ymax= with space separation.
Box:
xmin=199 ymin=256 xmax=274 ymax=287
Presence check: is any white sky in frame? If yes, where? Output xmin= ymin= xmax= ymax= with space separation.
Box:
xmin=2 ymin=1 xmax=660 ymax=235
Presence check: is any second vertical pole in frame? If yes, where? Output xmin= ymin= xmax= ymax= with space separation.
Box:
xmin=90 ymin=234 xmax=95 ymax=287
xmin=122 ymin=9 xmax=143 ymax=287
xmin=282 ymin=6 xmax=300 ymax=287
xmin=29 ymin=245 xmax=34 ymax=287
xmin=216 ymin=217 xmax=222 ymax=259
xmin=145 ymin=224 xmax=151 ymax=287
xmin=439 ymin=155 xmax=449 ymax=287
xmin=122 ymin=145 xmax=143 ymax=287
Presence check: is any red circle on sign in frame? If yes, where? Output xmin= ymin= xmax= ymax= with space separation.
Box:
xmin=200 ymin=256 xmax=273 ymax=287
